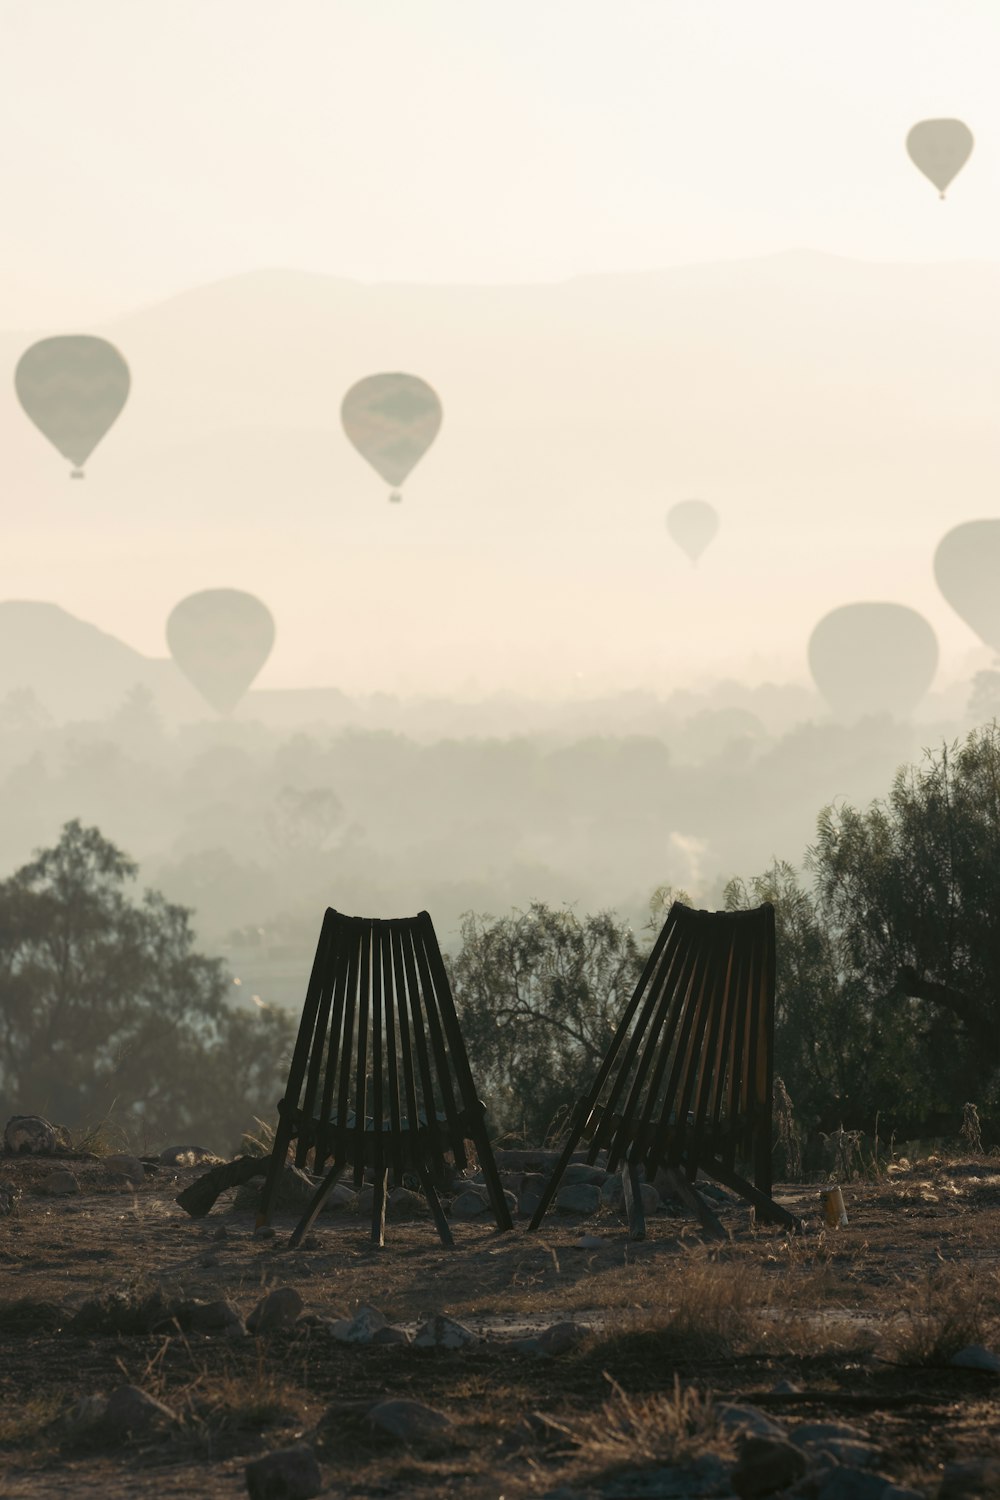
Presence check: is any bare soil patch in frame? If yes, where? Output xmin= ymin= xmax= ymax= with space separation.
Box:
xmin=1 ymin=1153 xmax=998 ymax=1497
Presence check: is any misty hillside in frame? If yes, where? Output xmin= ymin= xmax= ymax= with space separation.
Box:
xmin=3 ymin=252 xmax=997 ymax=698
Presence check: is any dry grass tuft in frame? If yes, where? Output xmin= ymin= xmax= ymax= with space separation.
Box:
xmin=547 ymin=1373 xmax=734 ymax=1475
xmin=0 ymin=1394 xmax=64 ymax=1450
xmin=885 ymin=1266 xmax=1000 ymax=1367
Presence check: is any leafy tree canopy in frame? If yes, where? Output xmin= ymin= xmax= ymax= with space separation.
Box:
xmin=0 ymin=820 xmax=294 ymax=1150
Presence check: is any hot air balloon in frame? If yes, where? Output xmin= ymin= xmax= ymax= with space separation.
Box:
xmin=167 ymin=590 xmax=275 ymax=716
xmin=934 ymin=521 xmax=1000 ymax=653
xmin=15 ymin=335 xmax=130 ymax=477
xmin=808 ymin=603 xmax=938 ymax=721
xmin=905 ymin=119 xmax=974 ymax=198
xmin=667 ymin=500 xmax=718 ymax=563
xmin=341 ymin=372 xmax=442 ymax=502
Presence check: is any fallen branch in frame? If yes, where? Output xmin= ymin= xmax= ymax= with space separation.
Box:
xmin=175 ymin=1154 xmax=270 ymax=1218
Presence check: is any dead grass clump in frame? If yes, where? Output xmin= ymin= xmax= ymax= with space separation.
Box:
xmin=0 ymin=1298 xmax=66 ymax=1335
xmin=885 ymin=1266 xmax=1000 ymax=1367
xmin=659 ymin=1255 xmax=771 ymax=1357
xmin=548 ymin=1374 xmax=735 ymax=1476
xmin=0 ymin=1394 xmax=64 ymax=1451
xmin=184 ymin=1363 xmax=301 ymax=1435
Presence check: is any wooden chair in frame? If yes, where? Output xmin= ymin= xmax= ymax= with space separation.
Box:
xmin=256 ymin=908 xmax=514 ymax=1248
xmin=528 ymin=901 xmax=801 ymax=1238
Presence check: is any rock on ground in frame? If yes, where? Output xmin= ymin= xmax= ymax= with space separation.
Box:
xmin=245 ymin=1443 xmax=323 ymax=1500
xmin=4 ymin=1115 xmax=69 ymax=1155
xmin=329 ymin=1305 xmax=386 ymax=1344
xmin=102 ymin=1153 xmax=146 ymax=1186
xmin=555 ymin=1182 xmax=601 ymax=1214
xmin=562 ymin=1162 xmax=608 ymax=1186
xmin=368 ymin=1397 xmax=453 ymax=1440
xmin=817 ymin=1470 xmax=896 ymax=1500
xmin=731 ymin=1435 xmax=808 ymax=1499
xmin=40 ymin=1168 xmax=79 ymax=1196
xmin=247 ymin=1287 xmax=304 ymax=1334
xmin=413 ymin=1315 xmax=478 ymax=1349
xmin=537 ymin=1321 xmax=590 ymax=1355
xmin=716 ymin=1403 xmax=787 ymax=1440
xmin=99 ymin=1384 xmax=177 ymax=1441
xmin=950 ymin=1344 xmax=1000 ymax=1372
xmin=451 ymin=1188 xmax=489 ymax=1217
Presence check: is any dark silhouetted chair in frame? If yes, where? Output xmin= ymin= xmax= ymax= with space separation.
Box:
xmin=256 ymin=908 xmax=514 ymax=1248
xmin=528 ymin=901 xmax=801 ymax=1238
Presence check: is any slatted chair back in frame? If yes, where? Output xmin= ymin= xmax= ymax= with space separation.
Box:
xmin=258 ymin=908 xmax=513 ymax=1247
xmin=529 ymin=902 xmax=799 ymax=1237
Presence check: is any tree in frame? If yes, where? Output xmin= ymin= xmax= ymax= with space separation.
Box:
xmin=809 ymin=727 xmax=1000 ymax=1118
xmin=448 ymin=902 xmax=644 ymax=1143
xmin=725 ymin=861 xmax=928 ymax=1137
xmin=0 ymin=821 xmax=294 ymax=1148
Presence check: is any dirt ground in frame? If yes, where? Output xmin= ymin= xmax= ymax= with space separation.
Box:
xmin=1 ymin=1151 xmax=998 ymax=1498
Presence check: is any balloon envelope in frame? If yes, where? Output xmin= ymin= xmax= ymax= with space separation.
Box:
xmin=667 ymin=500 xmax=718 ymax=562
xmin=167 ymin=590 xmax=275 ymax=716
xmin=906 ymin=119 xmax=973 ymax=196
xmin=934 ymin=521 xmax=1000 ymax=654
xmin=808 ymin=603 xmax=938 ymax=720
xmin=15 ymin=335 xmax=130 ymax=473
xmin=341 ymin=373 xmax=442 ymax=492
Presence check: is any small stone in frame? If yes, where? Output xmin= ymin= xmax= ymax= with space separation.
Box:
xmin=818 ymin=1470 xmax=894 ymax=1500
xmin=100 ymin=1384 xmax=176 ymax=1440
xmin=518 ymin=1172 xmax=547 ymax=1216
xmin=413 ymin=1314 xmax=479 ymax=1349
xmin=102 ymin=1153 xmax=146 ymax=1186
xmin=253 ymin=1225 xmax=276 ymax=1241
xmin=245 ymin=1443 xmax=322 ymax=1500
xmin=562 ymin=1162 xmax=608 ymax=1186
xmin=601 ymin=1175 xmax=624 ymax=1207
xmin=939 ymin=1459 xmax=1000 ymax=1500
xmin=247 ymin=1287 xmax=304 ymax=1334
xmin=368 ymin=1398 xmax=453 ymax=1440
xmin=451 ymin=1188 xmax=489 ymax=1217
xmin=160 ymin=1145 xmax=221 ymax=1168
xmin=950 ymin=1344 xmax=1000 ymax=1373
xmin=370 ymin=1324 xmax=412 ymax=1346
xmin=555 ymin=1182 xmax=601 ymax=1214
xmin=639 ymin=1182 xmax=661 ymax=1213
xmin=387 ymin=1186 xmax=422 ymax=1217
xmin=329 ymin=1305 xmax=387 ymax=1344
xmin=200 ymin=1253 xmax=220 ymax=1268
xmin=731 ymin=1436 xmax=808 ymax=1499
xmin=41 ymin=1168 xmax=79 ymax=1196
xmin=537 ymin=1321 xmax=589 ymax=1355
xmin=4 ymin=1115 xmax=64 ymax=1155
xmin=819 ymin=1440 xmax=882 ymax=1467
xmin=212 ymin=1224 xmax=229 ymax=1241
xmin=181 ymin=1298 xmax=245 ymax=1335
xmin=325 ymin=1182 xmax=357 ymax=1211
xmin=790 ymin=1420 xmax=869 ymax=1448
xmin=716 ymin=1403 xmax=787 ymax=1440
xmin=356 ymin=1184 xmax=375 ymax=1214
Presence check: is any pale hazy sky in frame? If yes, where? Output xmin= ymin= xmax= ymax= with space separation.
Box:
xmin=1 ymin=0 xmax=999 ymax=323
xmin=2 ymin=0 xmax=999 ymax=703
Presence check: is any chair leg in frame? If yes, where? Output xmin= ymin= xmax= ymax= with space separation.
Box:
xmin=659 ymin=1165 xmax=726 ymax=1241
xmin=287 ymin=1155 xmax=345 ymax=1249
xmin=256 ymin=1115 xmax=295 ymax=1229
xmin=622 ymin=1158 xmax=646 ymax=1241
xmin=417 ymin=1162 xmax=455 ymax=1249
xmin=371 ymin=1167 xmax=388 ymax=1247
xmin=700 ymin=1156 xmax=803 ymax=1232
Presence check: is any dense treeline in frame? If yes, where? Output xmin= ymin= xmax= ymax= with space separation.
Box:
xmin=1 ymin=729 xmax=997 ymax=1156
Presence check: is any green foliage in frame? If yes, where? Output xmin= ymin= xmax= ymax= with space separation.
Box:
xmin=0 ymin=820 xmax=294 ymax=1149
xmin=449 ymin=902 xmax=644 ymax=1143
